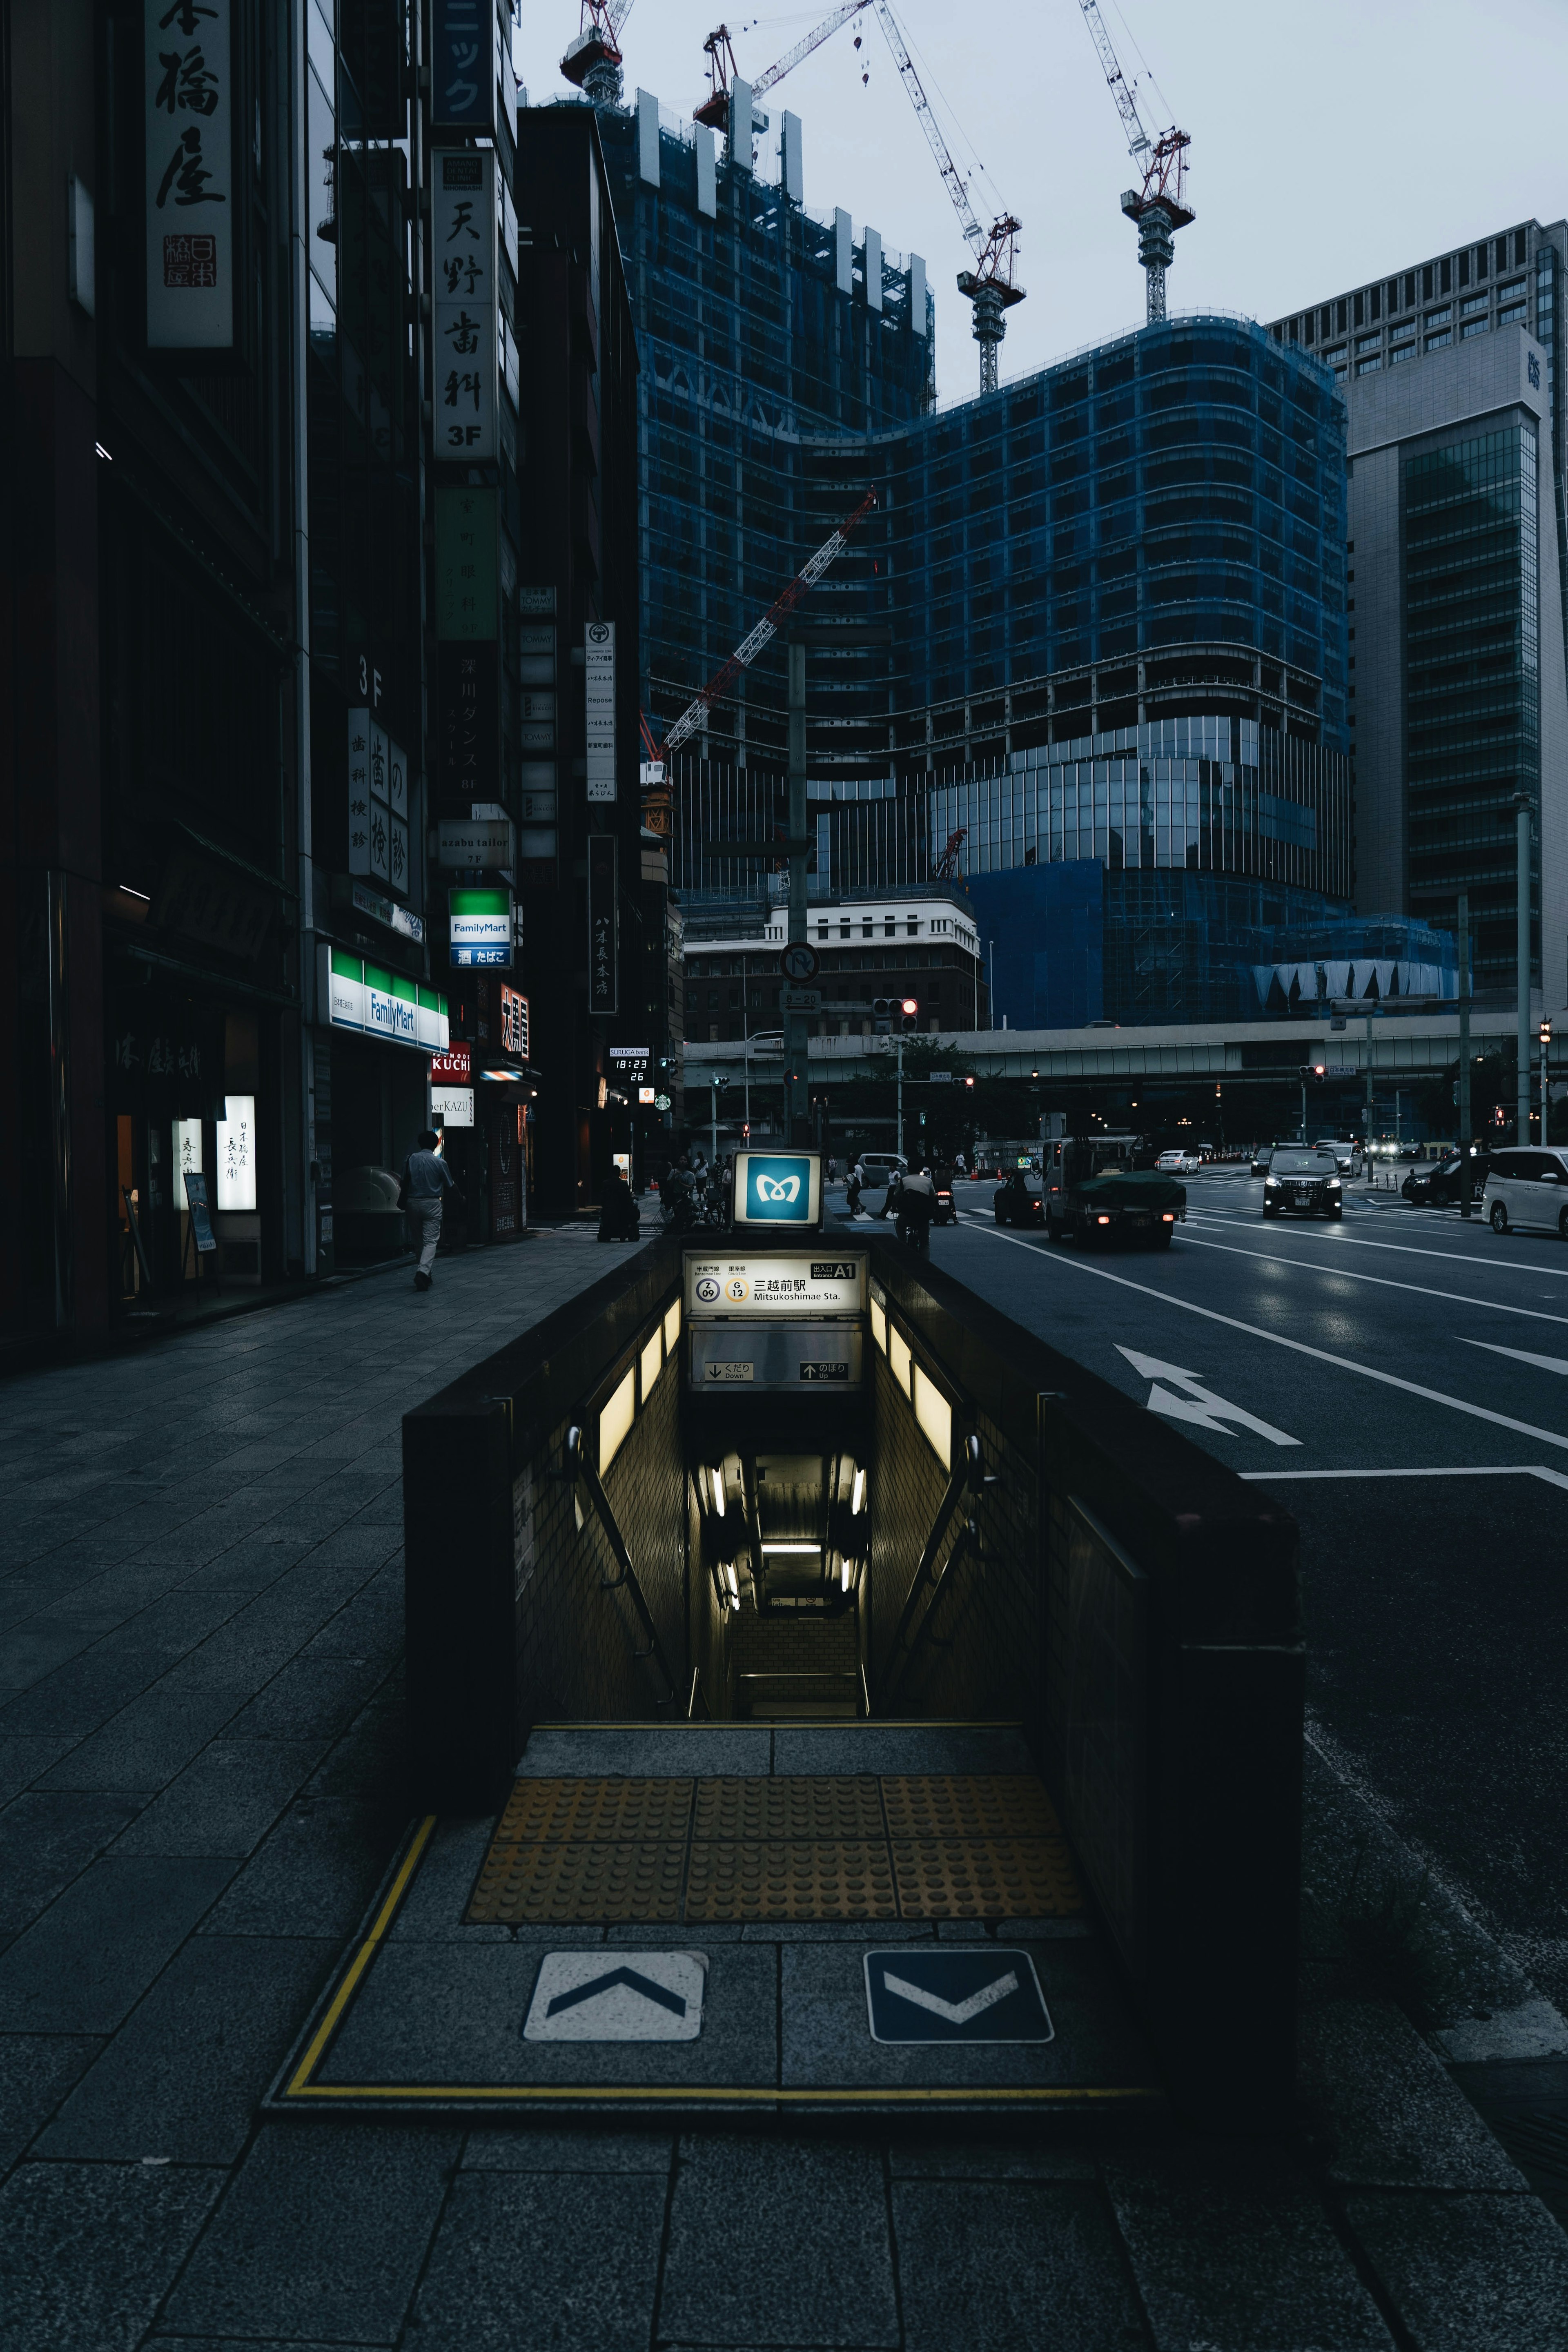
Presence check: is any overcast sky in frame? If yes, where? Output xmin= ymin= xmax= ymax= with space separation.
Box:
xmin=515 ymin=0 xmax=1568 ymax=405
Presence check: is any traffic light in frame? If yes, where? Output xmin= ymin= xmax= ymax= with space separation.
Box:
xmin=963 ymin=1076 xmax=975 ymax=1091
xmin=1299 ymin=1062 xmax=1327 ymax=1081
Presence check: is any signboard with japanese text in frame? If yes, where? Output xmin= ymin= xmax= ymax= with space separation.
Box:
xmin=318 ymin=946 xmax=448 ymax=1051
xmin=432 ymin=150 xmax=496 ymax=460
xmin=431 ymin=1085 xmax=474 ymax=1127
xmin=588 ymin=837 xmax=618 ymax=1013
xmin=430 ymin=0 xmax=495 ymax=134
xmin=347 ymin=709 xmax=370 ymax=876
xmin=434 ymin=486 xmax=498 ymax=639
xmin=499 ymin=984 xmax=529 ymax=1059
xmin=153 ymin=849 xmax=272 ymax=961
xmin=438 ymin=642 xmax=497 ymax=803
xmin=430 ymin=1045 xmax=471 ymax=1082
xmin=685 ymin=1254 xmax=865 ymax=1317
xmin=585 ymin=620 xmax=616 ymax=803
xmin=449 ymin=886 xmax=512 ymax=969
xmin=216 ymin=1094 xmax=256 ymax=1211
xmin=145 ymin=0 xmax=234 ymax=352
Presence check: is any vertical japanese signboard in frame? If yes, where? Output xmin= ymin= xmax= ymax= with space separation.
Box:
xmin=588 ymin=837 xmax=618 ymax=1014
xmin=348 ymin=710 xmax=408 ymax=898
xmin=431 ymin=0 xmax=495 ymax=135
xmin=585 ymin=621 xmax=616 ymax=804
xmin=434 ymin=486 xmax=499 ymax=638
xmin=145 ymin=0 xmax=234 ymax=351
xmin=388 ymin=738 xmax=409 ymax=898
xmin=432 ymin=150 xmax=496 ymax=461
xmin=347 ymin=709 xmax=371 ymax=878
xmin=438 ymin=644 xmax=498 ymax=803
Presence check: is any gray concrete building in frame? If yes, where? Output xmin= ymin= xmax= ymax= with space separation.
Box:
xmin=1269 ymin=223 xmax=1568 ymax=1011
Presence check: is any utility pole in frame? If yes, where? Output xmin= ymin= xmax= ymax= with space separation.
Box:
xmin=786 ymin=641 xmax=809 ymax=1144
xmin=1458 ymin=890 xmax=1472 ymax=1216
xmin=1514 ymin=788 xmax=1532 ymax=1143
xmin=1542 ymin=1017 xmax=1552 ymax=1149
xmin=1364 ymin=1008 xmax=1376 ymax=1176
xmin=896 ymin=1035 xmax=906 ymax=1162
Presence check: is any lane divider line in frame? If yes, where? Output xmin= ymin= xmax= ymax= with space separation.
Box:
xmin=1458 ymin=1338 xmax=1568 ymax=1374
xmin=957 ymin=1216 xmax=1568 ymax=1454
xmin=1236 ymin=1464 xmax=1567 ymax=1483
xmin=1173 ymin=1231 xmax=1568 ymax=1328
xmin=1184 ymin=1209 xmax=1568 ymax=1278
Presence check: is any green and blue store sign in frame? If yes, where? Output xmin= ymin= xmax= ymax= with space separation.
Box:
xmin=318 ymin=946 xmax=449 ymax=1051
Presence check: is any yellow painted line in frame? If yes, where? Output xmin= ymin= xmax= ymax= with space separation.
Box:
xmin=285 ymin=1815 xmax=437 ymax=2097
xmin=285 ymin=2081 xmax=1160 ymax=2105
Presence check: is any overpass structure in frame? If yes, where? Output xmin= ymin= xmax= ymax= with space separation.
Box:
xmin=683 ymin=1010 xmax=1539 ymax=1094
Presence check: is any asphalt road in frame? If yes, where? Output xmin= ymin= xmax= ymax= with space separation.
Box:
xmin=838 ymin=1169 xmax=1568 ymax=2012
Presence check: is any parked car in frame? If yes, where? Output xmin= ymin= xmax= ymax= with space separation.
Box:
xmin=993 ymin=1169 xmax=1045 ymax=1227
xmin=1263 ymin=1147 xmax=1344 ymax=1219
xmin=1482 ymin=1147 xmax=1568 ymax=1238
xmin=1403 ymin=1148 xmax=1490 ymax=1207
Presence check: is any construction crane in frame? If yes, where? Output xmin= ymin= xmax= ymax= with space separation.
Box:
xmin=560 ymin=0 xmax=636 ymax=108
xmin=695 ymin=5 xmax=863 ymax=130
xmin=1075 ymin=0 xmax=1192 ymax=323
xmin=932 ymin=826 xmax=967 ymax=880
xmin=693 ymin=0 xmax=1022 ymax=394
xmin=659 ymin=491 xmax=876 ymax=757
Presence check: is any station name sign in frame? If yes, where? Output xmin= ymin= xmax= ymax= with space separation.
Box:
xmin=685 ymin=1256 xmax=866 ymax=1317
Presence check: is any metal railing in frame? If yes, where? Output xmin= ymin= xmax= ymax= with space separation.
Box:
xmin=564 ymin=1424 xmax=680 ymax=1709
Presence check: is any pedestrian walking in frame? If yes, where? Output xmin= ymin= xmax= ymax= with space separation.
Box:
xmin=401 ymin=1129 xmax=455 ymax=1291
xmin=845 ymin=1156 xmax=865 ymax=1218
xmin=597 ymin=1166 xmax=642 ymax=1242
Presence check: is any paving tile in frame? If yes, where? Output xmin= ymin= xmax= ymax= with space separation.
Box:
xmin=301 ymin=1684 xmax=406 ymax=1802
xmin=223 ymin=1653 xmax=388 ymax=1744
xmin=659 ymin=2134 xmax=899 ymax=2346
xmin=517 ymin=1725 xmax=773 ymax=1777
xmin=1104 ymin=2147 xmax=1394 ymax=2351
xmin=0 ymin=2156 xmax=223 ymax=2352
xmin=1300 ymin=2000 xmax=1530 ymax=2189
xmin=894 ymin=2179 xmax=1146 ymax=2350
xmin=109 ymin=1739 xmax=325 ymax=1857
xmin=0 ymin=1791 xmax=145 ymax=1933
xmin=36 ymin=1682 xmax=255 ymax=1794
xmin=0 ymin=2036 xmax=103 ymax=2173
xmin=0 ymin=1648 xmax=183 ymax=1740
xmin=773 ymin=1725 xmax=1038 ymax=1777
xmin=388 ymin=1817 xmax=510 ymax=1942
xmin=888 ymin=2134 xmax=1097 ymax=2179
xmin=198 ymin=1794 xmax=405 ymax=1942
xmin=462 ymin=2125 xmax=675 ymax=2171
xmin=160 ymin=2120 xmax=460 ymax=2344
xmin=0 ymin=1856 xmax=236 ymax=2033
xmin=37 ymin=1935 xmax=334 ymax=2163
xmin=405 ymin=2170 xmax=666 ymax=2350
xmin=1344 ymin=2190 xmax=1568 ymax=2350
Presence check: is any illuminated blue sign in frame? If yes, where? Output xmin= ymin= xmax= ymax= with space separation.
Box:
xmin=742 ymin=1154 xmax=813 ymax=1224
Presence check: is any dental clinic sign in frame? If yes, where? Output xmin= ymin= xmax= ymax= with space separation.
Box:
xmin=145 ymin=0 xmax=235 ymax=352
xmin=733 ymin=1152 xmax=822 ymax=1229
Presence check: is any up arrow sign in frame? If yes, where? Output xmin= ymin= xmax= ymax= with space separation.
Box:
xmin=1116 ymin=1346 xmax=1301 ymax=1448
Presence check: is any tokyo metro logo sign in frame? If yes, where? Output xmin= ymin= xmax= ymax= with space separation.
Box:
xmin=744 ymin=1156 xmax=812 ymax=1222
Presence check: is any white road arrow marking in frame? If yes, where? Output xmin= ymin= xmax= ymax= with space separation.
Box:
xmin=882 ymin=1967 xmax=1019 ymax=2025
xmin=1117 ymin=1347 xmax=1301 ymax=1447
xmin=1459 ymin=1338 xmax=1568 ymax=1375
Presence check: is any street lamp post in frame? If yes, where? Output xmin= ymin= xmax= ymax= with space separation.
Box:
xmin=710 ymin=1073 xmax=728 ymax=1165
xmin=1514 ymin=788 xmax=1532 ymax=1143
xmin=895 ymin=1035 xmax=905 ymax=1163
xmin=1458 ymin=890 xmax=1472 ymax=1217
xmin=1541 ymin=1017 xmax=1552 ymax=1149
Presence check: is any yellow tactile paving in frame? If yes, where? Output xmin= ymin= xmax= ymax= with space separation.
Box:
xmin=692 ymin=1776 xmax=884 ymax=1842
xmin=881 ymin=1775 xmax=1064 ymax=1840
xmin=467 ymin=1840 xmax=686 ymax=1924
xmin=891 ymin=1837 xmax=1084 ymax=1920
xmin=464 ymin=1774 xmax=1086 ymax=1925
xmin=491 ymin=1777 xmax=695 ymax=1844
xmin=685 ymin=1840 xmax=899 ymax=1921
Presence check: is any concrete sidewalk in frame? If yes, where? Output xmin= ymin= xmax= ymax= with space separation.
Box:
xmin=0 ymin=1228 xmax=1564 ymax=2349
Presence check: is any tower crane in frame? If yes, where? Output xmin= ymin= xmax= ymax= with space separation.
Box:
xmin=693 ymin=0 xmax=1023 ymax=394
xmin=560 ymin=0 xmax=636 ymax=108
xmin=1075 ymin=0 xmax=1192 ymax=324
xmin=659 ymin=491 xmax=877 ymax=757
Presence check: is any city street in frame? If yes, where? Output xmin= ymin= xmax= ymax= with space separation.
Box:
xmin=909 ymin=1168 xmax=1568 ymax=2015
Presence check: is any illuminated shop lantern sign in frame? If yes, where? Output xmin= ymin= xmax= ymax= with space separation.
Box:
xmin=319 ymin=947 xmax=448 ymax=1052
xmin=216 ymin=1095 xmax=255 ymax=1212
xmin=499 ymin=983 xmax=529 ymax=1058
xmin=449 ymin=886 xmax=512 ymax=969
xmin=144 ymin=0 xmax=235 ymax=354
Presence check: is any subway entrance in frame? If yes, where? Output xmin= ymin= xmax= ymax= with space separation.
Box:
xmin=270 ymin=1154 xmax=1303 ymax=2129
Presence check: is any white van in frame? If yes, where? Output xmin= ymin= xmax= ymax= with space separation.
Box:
xmin=1482 ymin=1147 xmax=1568 ymax=1238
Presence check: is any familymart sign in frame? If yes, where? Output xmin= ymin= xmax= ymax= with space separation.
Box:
xmin=318 ymin=947 xmax=450 ymax=1051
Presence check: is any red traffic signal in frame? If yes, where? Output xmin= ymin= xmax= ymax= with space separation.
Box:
xmin=900 ymin=997 xmax=918 ymax=1017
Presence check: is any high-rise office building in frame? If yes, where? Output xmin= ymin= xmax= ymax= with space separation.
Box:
xmin=1267 ymin=223 xmax=1568 ymax=1008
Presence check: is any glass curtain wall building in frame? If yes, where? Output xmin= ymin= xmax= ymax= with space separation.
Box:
xmin=578 ymin=92 xmax=933 ymax=762
xmin=1269 ymin=223 xmax=1568 ymax=1009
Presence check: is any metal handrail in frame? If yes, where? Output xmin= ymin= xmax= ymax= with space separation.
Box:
xmin=564 ymin=1425 xmax=679 ymax=1707
xmin=878 ymin=1432 xmax=981 ymax=1709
